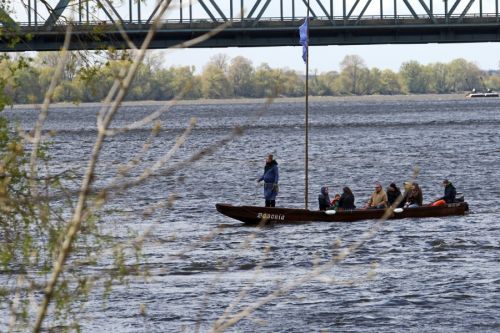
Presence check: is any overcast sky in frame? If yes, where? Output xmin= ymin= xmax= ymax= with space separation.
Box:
xmin=159 ymin=42 xmax=500 ymax=74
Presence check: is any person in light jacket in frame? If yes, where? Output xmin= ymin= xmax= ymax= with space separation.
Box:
xmin=365 ymin=182 xmax=388 ymax=209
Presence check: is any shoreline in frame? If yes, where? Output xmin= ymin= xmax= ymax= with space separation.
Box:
xmin=7 ymin=93 xmax=468 ymax=110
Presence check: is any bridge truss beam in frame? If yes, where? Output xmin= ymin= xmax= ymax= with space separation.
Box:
xmin=0 ymin=0 xmax=499 ymax=51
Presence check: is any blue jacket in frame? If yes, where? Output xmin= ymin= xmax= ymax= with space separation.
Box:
xmin=259 ymin=160 xmax=279 ymax=183
xmin=259 ymin=160 xmax=279 ymax=200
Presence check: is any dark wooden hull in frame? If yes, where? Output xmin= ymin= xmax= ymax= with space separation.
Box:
xmin=216 ymin=202 xmax=469 ymax=225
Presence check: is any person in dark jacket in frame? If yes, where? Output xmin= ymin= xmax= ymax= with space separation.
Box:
xmin=318 ymin=186 xmax=332 ymax=211
xmin=338 ymin=187 xmax=356 ymax=210
xmin=257 ymin=154 xmax=279 ymax=207
xmin=387 ymin=183 xmax=402 ymax=207
xmin=440 ymin=179 xmax=457 ymax=203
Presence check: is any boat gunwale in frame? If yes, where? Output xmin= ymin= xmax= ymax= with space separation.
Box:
xmin=216 ymin=202 xmax=468 ymax=225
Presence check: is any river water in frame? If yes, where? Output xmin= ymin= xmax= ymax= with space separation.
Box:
xmin=3 ymin=96 xmax=500 ymax=332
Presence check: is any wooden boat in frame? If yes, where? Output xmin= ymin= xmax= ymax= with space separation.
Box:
xmin=216 ymin=202 xmax=469 ymax=225
xmin=216 ymin=22 xmax=471 ymax=226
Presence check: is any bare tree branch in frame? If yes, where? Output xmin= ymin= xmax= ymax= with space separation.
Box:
xmin=28 ymin=25 xmax=73 ymax=195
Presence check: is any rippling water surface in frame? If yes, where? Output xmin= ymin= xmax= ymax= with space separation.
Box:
xmin=4 ymin=96 xmax=500 ymax=332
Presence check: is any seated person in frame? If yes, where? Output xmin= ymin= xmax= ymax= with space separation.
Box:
xmin=318 ymin=186 xmax=331 ymax=211
xmin=386 ymin=183 xmax=402 ymax=207
xmin=401 ymin=181 xmax=412 ymax=207
xmin=331 ymin=193 xmax=341 ymax=210
xmin=439 ymin=179 xmax=457 ymax=203
xmin=405 ymin=182 xmax=423 ymax=208
xmin=338 ymin=187 xmax=356 ymax=210
xmin=364 ymin=182 xmax=388 ymax=209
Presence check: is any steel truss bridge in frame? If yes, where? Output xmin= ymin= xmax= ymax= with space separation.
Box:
xmin=0 ymin=0 xmax=499 ymax=52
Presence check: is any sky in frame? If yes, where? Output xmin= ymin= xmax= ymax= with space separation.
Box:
xmin=159 ymin=42 xmax=500 ymax=74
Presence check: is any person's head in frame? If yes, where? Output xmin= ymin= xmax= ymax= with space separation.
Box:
xmin=374 ymin=182 xmax=382 ymax=193
xmin=412 ymin=182 xmax=420 ymax=191
xmin=321 ymin=186 xmax=328 ymax=195
xmin=442 ymin=179 xmax=450 ymax=187
xmin=266 ymin=154 xmax=274 ymax=163
xmin=343 ymin=186 xmax=352 ymax=195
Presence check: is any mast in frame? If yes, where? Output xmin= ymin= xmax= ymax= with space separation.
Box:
xmin=304 ymin=1 xmax=310 ymax=210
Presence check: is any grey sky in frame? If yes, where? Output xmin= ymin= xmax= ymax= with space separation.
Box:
xmin=160 ymin=42 xmax=500 ymax=74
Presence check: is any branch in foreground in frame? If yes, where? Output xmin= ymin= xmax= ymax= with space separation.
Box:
xmin=31 ymin=2 xmax=233 ymax=331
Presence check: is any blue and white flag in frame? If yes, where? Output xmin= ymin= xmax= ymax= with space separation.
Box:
xmin=299 ymin=17 xmax=309 ymax=63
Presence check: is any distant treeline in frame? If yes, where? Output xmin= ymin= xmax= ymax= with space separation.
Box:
xmin=1 ymin=52 xmax=499 ymax=104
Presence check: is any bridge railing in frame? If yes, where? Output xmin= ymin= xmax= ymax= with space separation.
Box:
xmin=6 ymin=12 xmax=500 ymax=31
xmin=3 ymin=0 xmax=499 ymax=30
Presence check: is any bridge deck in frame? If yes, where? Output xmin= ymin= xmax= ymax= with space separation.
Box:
xmin=1 ymin=0 xmax=499 ymax=51
xmin=2 ymin=15 xmax=499 ymax=52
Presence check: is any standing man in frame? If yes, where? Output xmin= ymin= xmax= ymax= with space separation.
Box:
xmin=364 ymin=182 xmax=388 ymax=209
xmin=257 ymin=154 xmax=279 ymax=207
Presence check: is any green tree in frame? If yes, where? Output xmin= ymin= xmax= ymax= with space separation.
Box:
xmin=359 ymin=67 xmax=382 ymax=95
xmin=339 ymin=55 xmax=367 ymax=95
xmin=169 ymin=66 xmax=202 ymax=99
xmin=427 ymin=62 xmax=451 ymax=93
xmin=149 ymin=67 xmax=175 ymax=100
xmin=129 ymin=62 xmax=154 ymax=100
xmin=447 ymin=58 xmax=482 ymax=92
xmin=278 ymin=69 xmax=304 ymax=97
xmin=0 ymin=55 xmax=40 ymax=104
xmin=399 ymin=60 xmax=429 ymax=93
xmin=310 ymin=70 xmax=337 ymax=96
xmin=200 ymin=62 xmax=231 ymax=99
xmin=253 ymin=63 xmax=280 ymax=98
xmin=74 ymin=63 xmax=114 ymax=102
xmin=150 ymin=66 xmax=201 ymax=100
xmin=379 ymin=69 xmax=403 ymax=95
xmin=227 ymin=56 xmax=255 ymax=97
xmin=12 ymin=63 xmax=42 ymax=103
xmin=484 ymin=74 xmax=500 ymax=91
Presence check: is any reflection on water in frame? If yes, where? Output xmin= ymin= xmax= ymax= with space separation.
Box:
xmin=3 ymin=96 xmax=500 ymax=332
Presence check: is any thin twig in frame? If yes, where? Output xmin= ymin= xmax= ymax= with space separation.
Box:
xmin=28 ymin=25 xmax=73 ymax=195
xmin=33 ymin=1 xmax=175 ymax=329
